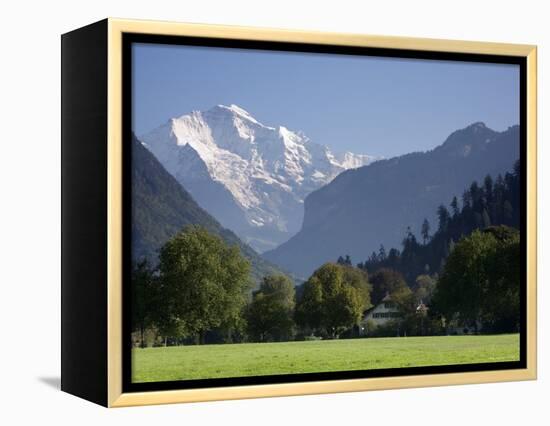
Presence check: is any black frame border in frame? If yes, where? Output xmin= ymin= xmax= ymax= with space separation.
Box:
xmin=122 ymin=33 xmax=528 ymax=394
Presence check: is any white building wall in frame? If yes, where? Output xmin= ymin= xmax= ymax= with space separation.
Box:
xmin=363 ymin=302 xmax=401 ymax=326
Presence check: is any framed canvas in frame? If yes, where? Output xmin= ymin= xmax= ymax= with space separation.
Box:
xmin=61 ymin=18 xmax=537 ymax=407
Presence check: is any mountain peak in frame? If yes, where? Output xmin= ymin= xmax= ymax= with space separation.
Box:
xmin=140 ymin=104 xmax=376 ymax=252
xmin=448 ymin=122 xmax=490 ymax=137
xmin=227 ymin=103 xmax=252 ymax=115
xmin=470 ymin=121 xmax=486 ymax=127
xmin=467 ymin=121 xmax=487 ymax=131
xmin=439 ymin=121 xmax=497 ymax=151
xmin=210 ymin=104 xmax=261 ymax=125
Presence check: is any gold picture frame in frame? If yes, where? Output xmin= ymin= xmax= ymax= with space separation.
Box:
xmin=61 ymin=18 xmax=537 ymax=407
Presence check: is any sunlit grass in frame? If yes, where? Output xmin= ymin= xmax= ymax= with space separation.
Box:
xmin=132 ymin=333 xmax=519 ymax=383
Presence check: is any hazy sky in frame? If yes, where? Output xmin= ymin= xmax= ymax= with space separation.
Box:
xmin=132 ymin=43 xmax=519 ymax=158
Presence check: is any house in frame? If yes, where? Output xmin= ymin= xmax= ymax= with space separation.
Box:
xmin=361 ymin=293 xmax=430 ymax=336
xmin=362 ymin=293 xmax=402 ymax=327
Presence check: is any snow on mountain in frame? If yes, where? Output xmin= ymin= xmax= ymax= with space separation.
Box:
xmin=139 ymin=104 xmax=378 ymax=252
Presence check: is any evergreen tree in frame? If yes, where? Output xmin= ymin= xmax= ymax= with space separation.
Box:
xmin=337 ymin=255 xmax=352 ymax=266
xmin=421 ymin=218 xmax=431 ymax=244
xmin=482 ymin=209 xmax=492 ymax=228
xmin=437 ymin=205 xmax=451 ymax=232
xmin=450 ymin=196 xmax=460 ymax=218
xmin=484 ymin=175 xmax=494 ymax=203
xmin=368 ymin=251 xmax=378 ymax=263
xmin=378 ymin=245 xmax=387 ymax=261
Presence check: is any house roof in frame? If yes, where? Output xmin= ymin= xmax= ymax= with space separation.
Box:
xmin=363 ymin=306 xmax=375 ymax=315
xmin=363 ymin=293 xmax=394 ymax=316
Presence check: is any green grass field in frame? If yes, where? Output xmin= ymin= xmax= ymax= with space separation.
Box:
xmin=132 ymin=334 xmax=519 ymax=383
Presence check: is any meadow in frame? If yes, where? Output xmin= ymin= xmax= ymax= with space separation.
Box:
xmin=132 ymin=334 xmax=520 ymax=383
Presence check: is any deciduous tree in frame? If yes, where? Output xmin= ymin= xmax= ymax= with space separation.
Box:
xmin=431 ymin=226 xmax=520 ymax=332
xmin=296 ymin=263 xmax=370 ymax=338
xmin=246 ymin=274 xmax=296 ymax=342
xmin=369 ymin=268 xmax=408 ymax=306
xmin=157 ymin=225 xmax=251 ymax=344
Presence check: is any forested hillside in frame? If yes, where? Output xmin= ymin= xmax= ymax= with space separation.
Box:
xmin=357 ymin=160 xmax=521 ymax=284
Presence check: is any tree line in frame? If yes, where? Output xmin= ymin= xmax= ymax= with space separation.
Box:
xmin=132 ymin=226 xmax=374 ymax=347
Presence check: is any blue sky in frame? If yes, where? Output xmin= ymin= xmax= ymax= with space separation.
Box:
xmin=132 ymin=43 xmax=519 ymax=158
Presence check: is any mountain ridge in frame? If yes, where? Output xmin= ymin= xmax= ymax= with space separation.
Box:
xmin=264 ymin=122 xmax=520 ymax=278
xmin=139 ymin=104 xmax=378 ymax=252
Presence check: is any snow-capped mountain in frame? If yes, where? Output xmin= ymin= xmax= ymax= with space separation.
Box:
xmin=139 ymin=104 xmax=377 ymax=252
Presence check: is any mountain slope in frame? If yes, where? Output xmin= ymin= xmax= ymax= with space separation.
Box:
xmin=139 ymin=104 xmax=376 ymax=252
xmin=131 ymin=134 xmax=284 ymax=285
xmin=360 ymin=160 xmax=521 ymax=285
xmin=264 ymin=123 xmax=520 ymax=278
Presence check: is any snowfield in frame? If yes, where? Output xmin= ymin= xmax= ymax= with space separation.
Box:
xmin=140 ymin=104 xmax=377 ymax=252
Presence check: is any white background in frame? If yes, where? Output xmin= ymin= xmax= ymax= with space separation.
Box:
xmin=0 ymin=0 xmax=547 ymax=424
